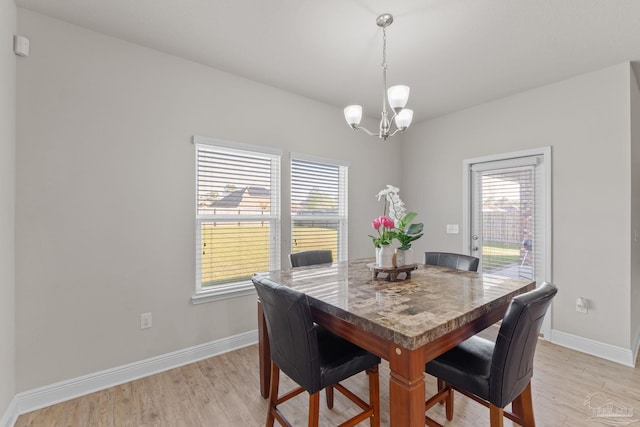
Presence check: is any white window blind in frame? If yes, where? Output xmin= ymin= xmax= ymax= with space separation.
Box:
xmin=472 ymin=165 xmax=535 ymax=279
xmin=290 ymin=155 xmax=348 ymax=262
xmin=195 ymin=139 xmax=280 ymax=297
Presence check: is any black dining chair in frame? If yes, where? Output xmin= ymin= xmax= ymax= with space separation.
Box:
xmin=289 ymin=249 xmax=333 ymax=268
xmin=424 ymin=282 xmax=557 ymax=427
xmin=423 ymin=252 xmax=479 ymax=398
xmin=253 ymin=276 xmax=381 ymax=427
xmin=424 ymin=251 xmax=479 ymax=272
xmin=283 ymin=249 xmax=335 ymax=405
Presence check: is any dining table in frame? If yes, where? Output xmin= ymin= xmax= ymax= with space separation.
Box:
xmin=255 ymin=257 xmax=536 ymax=426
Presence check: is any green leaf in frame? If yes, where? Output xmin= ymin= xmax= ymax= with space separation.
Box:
xmin=406 ymin=223 xmax=423 ymax=234
xmin=407 ymin=233 xmax=423 ymax=243
xmin=402 ymin=212 xmax=417 ymax=224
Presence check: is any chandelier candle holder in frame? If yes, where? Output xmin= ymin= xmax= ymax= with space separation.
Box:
xmin=344 ymin=13 xmax=413 ymax=141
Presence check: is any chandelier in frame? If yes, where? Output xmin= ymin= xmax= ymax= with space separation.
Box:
xmin=344 ymin=13 xmax=413 ymax=141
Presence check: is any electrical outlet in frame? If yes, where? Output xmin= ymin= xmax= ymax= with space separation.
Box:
xmin=140 ymin=312 xmax=152 ymax=329
xmin=576 ymin=298 xmax=588 ymax=314
xmin=446 ymin=224 xmax=459 ymax=234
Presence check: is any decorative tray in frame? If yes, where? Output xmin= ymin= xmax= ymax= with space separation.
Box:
xmin=366 ymin=263 xmax=418 ymax=281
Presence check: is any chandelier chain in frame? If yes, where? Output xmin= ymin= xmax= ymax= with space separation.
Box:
xmin=381 ymin=26 xmax=388 ymax=70
xmin=381 ymin=26 xmax=388 ymax=114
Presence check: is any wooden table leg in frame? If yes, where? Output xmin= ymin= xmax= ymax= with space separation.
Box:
xmin=388 ymin=345 xmax=426 ymax=427
xmin=257 ymin=300 xmax=270 ymax=399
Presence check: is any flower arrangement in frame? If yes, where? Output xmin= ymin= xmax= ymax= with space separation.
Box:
xmin=369 ymin=185 xmax=424 ymax=250
xmin=370 ymin=215 xmax=395 ymax=247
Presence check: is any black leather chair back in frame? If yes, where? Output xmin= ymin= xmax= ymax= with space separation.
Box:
xmin=253 ymin=277 xmax=322 ymax=393
xmin=490 ymin=282 xmax=557 ymax=407
xmin=289 ymin=249 xmax=333 ymax=267
xmin=424 ymin=252 xmax=479 ymax=272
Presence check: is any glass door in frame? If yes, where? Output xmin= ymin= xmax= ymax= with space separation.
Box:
xmin=464 ymin=148 xmax=552 ymax=337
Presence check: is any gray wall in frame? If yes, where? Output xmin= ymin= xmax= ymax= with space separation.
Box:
xmin=15 ymin=9 xmax=402 ymax=391
xmin=402 ymin=63 xmax=634 ymax=349
xmin=631 ymin=67 xmax=640 ymax=351
xmin=0 ymin=0 xmax=16 ymax=417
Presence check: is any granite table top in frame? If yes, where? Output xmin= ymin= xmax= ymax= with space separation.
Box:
xmin=254 ymin=257 xmax=536 ymax=350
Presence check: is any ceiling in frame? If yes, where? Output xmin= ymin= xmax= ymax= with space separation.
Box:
xmin=15 ymin=0 xmax=640 ymax=124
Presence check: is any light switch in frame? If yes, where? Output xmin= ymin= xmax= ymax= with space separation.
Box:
xmin=13 ymin=35 xmax=30 ymax=57
xmin=446 ymin=224 xmax=459 ymax=234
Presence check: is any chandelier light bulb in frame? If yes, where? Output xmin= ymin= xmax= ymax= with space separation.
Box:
xmin=387 ymin=85 xmax=410 ymax=111
xmin=344 ymin=105 xmax=363 ymax=127
xmin=394 ymin=108 xmax=413 ymax=130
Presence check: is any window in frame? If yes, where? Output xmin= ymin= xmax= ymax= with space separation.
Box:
xmin=290 ymin=154 xmax=348 ymax=262
xmin=472 ymin=165 xmax=536 ymax=278
xmin=193 ymin=136 xmax=281 ymax=302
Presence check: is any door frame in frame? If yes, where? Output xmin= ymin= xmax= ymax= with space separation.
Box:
xmin=462 ymin=146 xmax=552 ymax=338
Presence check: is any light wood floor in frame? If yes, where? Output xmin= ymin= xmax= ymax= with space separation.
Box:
xmin=15 ymin=335 xmax=640 ymax=426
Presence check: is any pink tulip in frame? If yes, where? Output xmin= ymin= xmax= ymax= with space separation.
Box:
xmin=372 ymin=218 xmax=381 ymax=230
xmin=382 ymin=216 xmax=395 ymax=229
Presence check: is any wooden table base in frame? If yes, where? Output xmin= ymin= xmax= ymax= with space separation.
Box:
xmin=368 ymin=263 xmax=418 ymax=281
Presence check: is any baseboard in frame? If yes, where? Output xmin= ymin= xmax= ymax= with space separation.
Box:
xmin=551 ymin=329 xmax=635 ymax=367
xmin=0 ymin=397 xmax=17 ymax=427
xmin=13 ymin=329 xmax=258 ymax=418
xmin=632 ymin=326 xmax=640 ymax=367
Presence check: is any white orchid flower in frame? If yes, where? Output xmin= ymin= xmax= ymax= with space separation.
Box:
xmin=376 ymin=184 xmax=399 ymax=198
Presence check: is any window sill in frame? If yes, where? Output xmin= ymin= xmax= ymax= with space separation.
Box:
xmin=191 ymin=282 xmax=256 ymax=304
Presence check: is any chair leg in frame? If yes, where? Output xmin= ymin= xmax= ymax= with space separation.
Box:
xmin=425 ymin=381 xmax=453 ymax=424
xmin=367 ymin=366 xmax=380 ymax=427
xmin=489 ymin=404 xmax=504 ymax=427
xmin=308 ymin=391 xmax=320 ymax=427
xmin=444 ymin=383 xmax=454 ymax=420
xmin=511 ymin=382 xmax=535 ymax=427
xmin=266 ymin=361 xmax=279 ymax=427
xmin=437 ymin=379 xmax=445 ymax=405
xmin=326 ymin=386 xmax=334 ymax=409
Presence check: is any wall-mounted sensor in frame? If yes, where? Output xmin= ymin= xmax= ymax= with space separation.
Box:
xmin=13 ymin=35 xmax=30 ymax=57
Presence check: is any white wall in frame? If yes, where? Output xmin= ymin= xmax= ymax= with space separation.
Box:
xmin=0 ymin=0 xmax=16 ymax=418
xmin=0 ymin=0 xmax=16 ymax=419
xmin=15 ymin=9 xmax=402 ymax=392
xmin=630 ymin=67 xmax=640 ymax=354
xmin=402 ymin=63 xmax=632 ymax=349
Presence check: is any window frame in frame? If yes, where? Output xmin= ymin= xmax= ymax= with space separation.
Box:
xmin=192 ymin=136 xmax=282 ymax=304
xmin=290 ymin=152 xmax=349 ymax=263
